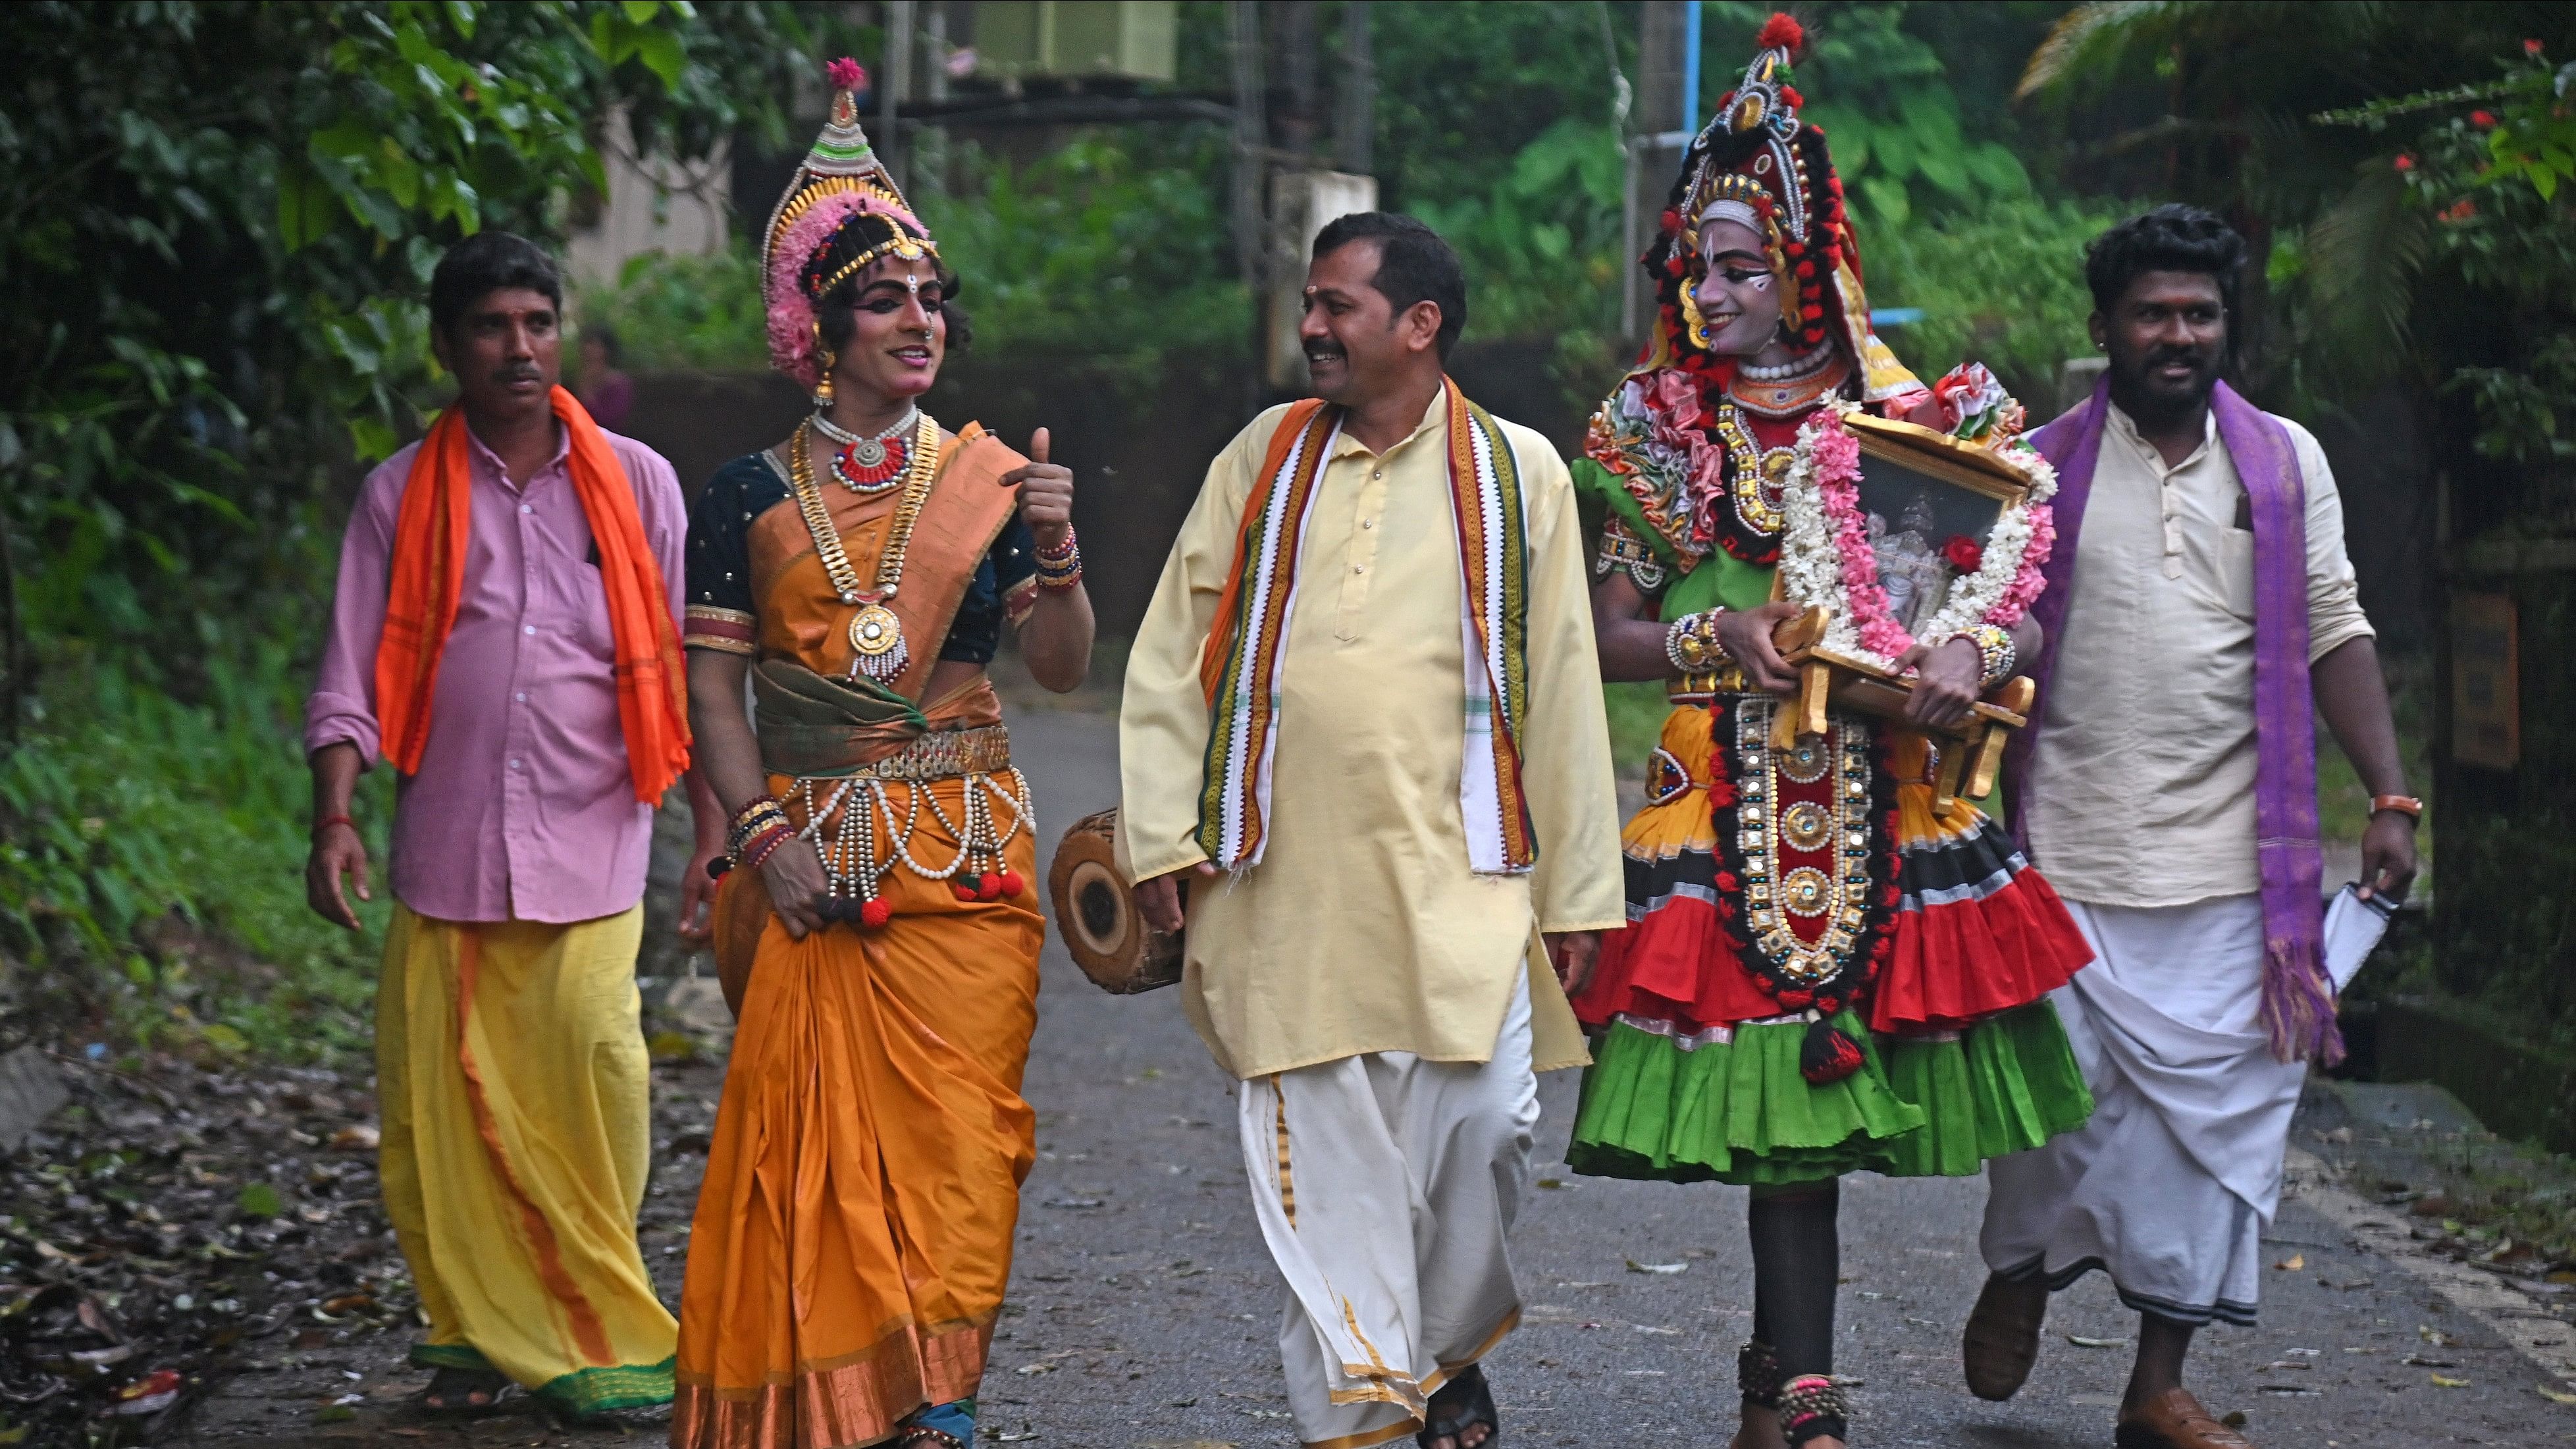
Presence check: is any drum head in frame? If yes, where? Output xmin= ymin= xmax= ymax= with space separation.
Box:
xmin=1048 ymin=809 xmax=1182 ymax=994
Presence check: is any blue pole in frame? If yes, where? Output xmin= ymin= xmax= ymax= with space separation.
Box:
xmin=1682 ymin=2 xmax=1703 ymax=134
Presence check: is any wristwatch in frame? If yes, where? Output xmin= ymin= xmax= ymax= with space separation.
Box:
xmin=2369 ymin=794 xmax=2424 ymax=822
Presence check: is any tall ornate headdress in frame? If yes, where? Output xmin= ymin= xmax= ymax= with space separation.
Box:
xmin=762 ymin=57 xmax=944 ymax=389
xmin=1637 ymin=14 xmax=1917 ymax=403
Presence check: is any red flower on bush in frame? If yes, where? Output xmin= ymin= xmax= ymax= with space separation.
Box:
xmin=2394 ymin=153 xmax=2416 ymax=172
xmin=2471 ymin=109 xmax=2498 ymax=128
xmin=1941 ymin=535 xmax=1984 ymax=573
xmin=2527 ymin=38 xmax=2545 ymax=56
xmin=2441 ymin=199 xmax=2479 ymax=223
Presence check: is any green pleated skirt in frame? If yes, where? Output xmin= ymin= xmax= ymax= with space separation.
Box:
xmin=1567 ymin=1002 xmax=2093 ymax=1187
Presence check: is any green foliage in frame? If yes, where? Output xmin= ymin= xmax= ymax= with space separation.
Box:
xmin=2309 ymin=41 xmax=2576 ymax=471
xmin=1410 ymin=117 xmax=1629 ymax=388
xmin=1369 ymin=2 xmax=1632 ymax=212
xmin=0 ymin=639 xmax=394 ymax=1059
xmin=933 ymin=134 xmax=1248 ymax=372
xmin=1723 ymin=2 xmax=2039 ymax=229
xmin=577 ymin=246 xmax=770 ymax=373
xmin=1866 ymin=196 xmax=2126 ymax=400
xmin=0 ymin=0 xmax=822 ymax=650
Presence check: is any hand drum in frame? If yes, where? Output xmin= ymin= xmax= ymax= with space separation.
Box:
xmin=1048 ymin=808 xmax=1184 ymax=994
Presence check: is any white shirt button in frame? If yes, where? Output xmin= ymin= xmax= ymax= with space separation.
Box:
xmin=1361 ymin=519 xmax=1375 ymax=529
xmin=513 ymin=692 xmax=527 ymax=703
xmin=508 ymin=758 xmax=523 ymax=770
xmin=522 ymin=624 xmax=536 ymax=635
xmin=519 ymin=504 xmax=533 ymax=515
xmin=1353 ymin=564 xmax=1366 ymax=575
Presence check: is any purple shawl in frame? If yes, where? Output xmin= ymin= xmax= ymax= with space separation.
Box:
xmin=2008 ymin=378 xmax=2338 ymax=1065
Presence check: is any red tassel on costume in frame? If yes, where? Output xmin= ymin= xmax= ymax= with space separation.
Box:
xmin=1781 ymin=84 xmax=1804 ymax=109
xmin=1800 ymin=1018 xmax=1866 ymax=1084
xmin=1757 ymin=13 xmax=1805 ymax=53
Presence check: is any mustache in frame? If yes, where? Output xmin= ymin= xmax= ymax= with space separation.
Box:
xmin=2142 ymin=345 xmax=2211 ymax=371
xmin=491 ymin=363 xmax=544 ymax=384
xmin=1303 ymin=339 xmax=1346 ymax=361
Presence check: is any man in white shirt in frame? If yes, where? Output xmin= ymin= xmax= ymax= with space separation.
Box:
xmin=1961 ymin=205 xmax=2419 ymax=1449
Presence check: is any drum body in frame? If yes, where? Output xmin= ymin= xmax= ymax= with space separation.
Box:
xmin=1049 ymin=808 xmax=1183 ymax=994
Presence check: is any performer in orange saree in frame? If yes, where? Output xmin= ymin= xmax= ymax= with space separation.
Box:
xmin=670 ymin=58 xmax=1095 ymax=1449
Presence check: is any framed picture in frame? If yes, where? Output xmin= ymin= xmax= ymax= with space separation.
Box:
xmin=1767 ymin=404 xmax=2060 ymax=808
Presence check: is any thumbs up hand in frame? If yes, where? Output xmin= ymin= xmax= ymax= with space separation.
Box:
xmin=1000 ymin=426 xmax=1075 ymax=552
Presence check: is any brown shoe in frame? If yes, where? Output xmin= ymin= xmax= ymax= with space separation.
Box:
xmin=2114 ymin=1388 xmax=2254 ymax=1448
xmin=1961 ymin=1273 xmax=2047 ymax=1401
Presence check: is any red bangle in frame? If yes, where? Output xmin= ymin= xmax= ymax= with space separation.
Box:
xmin=315 ymin=814 xmax=357 ymax=836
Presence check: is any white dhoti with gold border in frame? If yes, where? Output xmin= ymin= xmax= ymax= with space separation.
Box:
xmin=1238 ymin=972 xmax=1538 ymax=1449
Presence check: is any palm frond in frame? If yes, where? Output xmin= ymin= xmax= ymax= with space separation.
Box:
xmin=2018 ymin=1 xmax=2189 ymax=100
xmin=2303 ymin=165 xmax=2432 ymax=383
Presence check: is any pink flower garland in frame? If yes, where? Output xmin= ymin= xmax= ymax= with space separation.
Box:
xmin=1808 ymin=420 xmax=1920 ymax=658
xmin=1804 ymin=412 xmax=2056 ymax=657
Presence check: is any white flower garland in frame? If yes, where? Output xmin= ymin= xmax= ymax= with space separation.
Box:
xmin=1777 ymin=406 xmax=2060 ymax=673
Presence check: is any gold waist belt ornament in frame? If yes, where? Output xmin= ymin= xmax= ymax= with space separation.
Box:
xmin=781 ymin=726 xmax=1031 ymax=931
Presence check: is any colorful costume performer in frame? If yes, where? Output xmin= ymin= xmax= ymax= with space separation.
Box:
xmin=670 ymin=68 xmax=1046 ymax=1449
xmin=1978 ymin=380 xmax=2375 ymax=1329
xmin=1561 ymin=17 xmax=2093 ymax=1443
xmin=1118 ymin=381 xmax=1625 ymax=1448
xmin=306 ymin=386 xmax=691 ymax=1416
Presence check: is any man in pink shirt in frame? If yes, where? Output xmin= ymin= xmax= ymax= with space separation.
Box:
xmin=303 ymin=232 xmax=717 ymax=1421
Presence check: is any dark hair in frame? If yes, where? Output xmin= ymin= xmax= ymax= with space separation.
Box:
xmin=429 ymin=231 xmax=562 ymax=337
xmin=1312 ymin=211 xmax=1467 ymax=360
xmin=2083 ymin=204 xmax=2246 ymax=323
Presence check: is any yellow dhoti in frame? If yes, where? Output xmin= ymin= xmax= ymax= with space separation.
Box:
xmin=376 ymin=903 xmax=677 ymax=1415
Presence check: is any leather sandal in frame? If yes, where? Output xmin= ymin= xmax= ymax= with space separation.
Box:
xmin=1961 ymin=1273 xmax=2047 ymax=1402
xmin=1417 ymin=1362 xmax=1498 ymax=1449
xmin=2114 ymin=1388 xmax=2254 ymax=1448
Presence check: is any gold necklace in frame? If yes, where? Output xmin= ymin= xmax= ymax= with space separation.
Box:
xmin=784 ymin=412 xmax=941 ymax=681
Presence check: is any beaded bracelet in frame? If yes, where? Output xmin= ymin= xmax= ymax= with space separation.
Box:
xmin=738 ymin=822 xmax=795 ymax=871
xmin=728 ymin=796 xmax=789 ymax=854
xmin=1962 ymin=622 xmax=2017 ymax=690
xmin=1662 ymin=608 xmax=1731 ymax=676
xmin=1034 ymin=527 xmax=1083 ymax=591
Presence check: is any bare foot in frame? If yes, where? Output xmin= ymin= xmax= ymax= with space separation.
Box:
xmin=1732 ymin=1403 xmax=1789 ymax=1449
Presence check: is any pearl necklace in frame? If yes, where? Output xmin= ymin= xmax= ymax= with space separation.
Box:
xmin=1737 ymin=342 xmax=1837 ymax=383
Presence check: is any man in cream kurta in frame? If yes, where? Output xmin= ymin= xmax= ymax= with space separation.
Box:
xmin=1966 ymin=207 xmax=2417 ymax=1449
xmin=1120 ymin=214 xmax=1622 ymax=1449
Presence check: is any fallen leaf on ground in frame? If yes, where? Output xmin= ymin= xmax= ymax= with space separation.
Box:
xmin=2066 ymin=1334 xmax=2127 ymax=1348
xmin=2272 ymin=1252 xmax=2304 ymax=1271
xmin=235 ymin=1181 xmax=284 ymax=1219
xmin=1012 ymin=1361 xmax=1058 ymax=1376
xmin=1625 ymin=1259 xmax=1687 ymax=1275
xmin=319 ymin=1293 xmax=375 ymax=1315
xmin=2431 ymin=1373 xmax=2471 ymax=1387
xmin=330 ymin=1124 xmax=379 ymax=1151
xmin=2537 ymin=1383 xmax=2576 ymax=1406
xmin=1042 ymin=1196 xmax=1104 ymax=1210
xmin=112 ymin=1370 xmax=182 ymax=1415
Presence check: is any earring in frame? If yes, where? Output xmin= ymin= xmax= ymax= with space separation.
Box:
xmin=1680 ymin=288 xmax=1713 ymax=351
xmin=814 ymin=350 xmax=836 ymax=408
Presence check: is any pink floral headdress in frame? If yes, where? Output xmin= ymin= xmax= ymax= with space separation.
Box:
xmin=761 ymin=57 xmax=941 ymax=388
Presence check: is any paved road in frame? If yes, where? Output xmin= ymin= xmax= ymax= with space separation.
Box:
xmin=178 ymin=702 xmax=2575 ymax=1448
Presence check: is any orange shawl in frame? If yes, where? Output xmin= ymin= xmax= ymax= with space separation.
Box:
xmin=373 ymin=386 xmax=690 ymax=802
